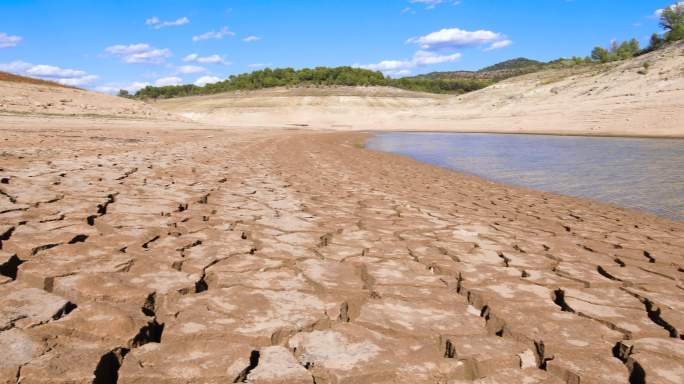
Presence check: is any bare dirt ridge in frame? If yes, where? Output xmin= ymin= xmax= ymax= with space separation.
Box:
xmin=155 ymin=41 xmax=684 ymax=137
xmin=1 ymin=115 xmax=683 ymax=383
xmin=0 ymin=74 xmax=177 ymax=120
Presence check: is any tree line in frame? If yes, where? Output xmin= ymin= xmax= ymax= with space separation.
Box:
xmin=130 ymin=66 xmax=492 ymax=99
xmin=590 ymin=4 xmax=684 ymax=63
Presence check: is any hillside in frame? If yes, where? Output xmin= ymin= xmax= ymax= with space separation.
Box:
xmin=154 ymin=41 xmax=684 ymax=137
xmin=0 ymin=71 xmax=75 ymax=89
xmin=134 ymin=66 xmax=490 ymax=99
xmin=416 ymin=57 xmax=546 ymax=82
xmin=0 ymin=72 xmax=177 ymax=119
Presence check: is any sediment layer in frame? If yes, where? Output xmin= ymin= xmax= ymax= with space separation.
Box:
xmin=1 ymin=118 xmax=683 ymax=383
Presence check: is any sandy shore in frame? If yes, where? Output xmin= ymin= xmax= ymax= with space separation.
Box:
xmin=1 ymin=115 xmax=683 ymax=383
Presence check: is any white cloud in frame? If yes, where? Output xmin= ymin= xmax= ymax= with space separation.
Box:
xmin=0 ymin=61 xmax=32 ymax=72
xmin=0 ymin=60 xmax=98 ymax=86
xmin=192 ymin=27 xmax=235 ymax=42
xmin=56 ymin=75 xmax=100 ymax=86
xmin=94 ymin=86 xmax=121 ymax=94
xmin=412 ymin=50 xmax=462 ymax=65
xmin=248 ymin=63 xmax=272 ymax=69
xmin=96 ymin=81 xmax=150 ymax=94
xmin=408 ymin=27 xmax=511 ymax=51
xmin=182 ymin=53 xmax=199 ymax=62
xmin=177 ymin=65 xmax=206 ymax=74
xmin=409 ymin=0 xmax=460 ymax=9
xmin=0 ymin=32 xmax=22 ymax=48
xmin=26 ymin=64 xmax=87 ymax=78
xmin=105 ymin=43 xmax=151 ymax=55
xmin=194 ymin=75 xmax=222 ymax=86
xmin=356 ymin=50 xmax=461 ymax=76
xmin=145 ymin=17 xmax=160 ymax=26
xmin=124 ymin=49 xmax=171 ymax=64
xmin=105 ymin=43 xmax=171 ymax=64
xmin=484 ymin=39 xmax=512 ymax=51
xmin=360 ymin=59 xmax=412 ymax=72
xmin=146 ymin=16 xmax=189 ymax=29
xmin=183 ymin=53 xmax=230 ymax=65
xmin=655 ymin=2 xmax=684 ymax=17
xmin=154 ymin=76 xmax=183 ymax=86
xmin=243 ymin=35 xmax=261 ymax=42
xmin=384 ymin=69 xmax=413 ymax=78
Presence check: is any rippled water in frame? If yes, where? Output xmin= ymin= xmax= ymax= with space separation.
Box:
xmin=366 ymin=133 xmax=684 ymax=221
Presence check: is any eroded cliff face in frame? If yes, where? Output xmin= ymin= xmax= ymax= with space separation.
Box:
xmin=1 ymin=118 xmax=682 ymax=384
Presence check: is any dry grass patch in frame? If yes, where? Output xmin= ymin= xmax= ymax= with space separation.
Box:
xmin=0 ymin=71 xmax=74 ymax=89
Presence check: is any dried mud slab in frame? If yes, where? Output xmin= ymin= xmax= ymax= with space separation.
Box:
xmin=0 ymin=118 xmax=682 ymax=383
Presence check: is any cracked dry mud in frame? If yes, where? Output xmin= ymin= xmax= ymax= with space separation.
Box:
xmin=1 ymin=120 xmax=683 ymax=384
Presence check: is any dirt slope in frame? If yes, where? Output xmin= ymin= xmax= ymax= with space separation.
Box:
xmin=156 ymin=41 xmax=684 ymax=137
xmin=0 ymin=73 xmax=177 ymax=120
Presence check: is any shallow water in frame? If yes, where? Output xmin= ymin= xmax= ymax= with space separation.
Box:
xmin=366 ymin=133 xmax=684 ymax=221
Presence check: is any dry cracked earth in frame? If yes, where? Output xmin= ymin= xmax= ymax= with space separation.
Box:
xmin=1 ymin=119 xmax=683 ymax=384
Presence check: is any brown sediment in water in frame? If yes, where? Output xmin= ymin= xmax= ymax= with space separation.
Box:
xmin=1 ymin=115 xmax=683 ymax=383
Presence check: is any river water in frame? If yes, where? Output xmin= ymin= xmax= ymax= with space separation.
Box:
xmin=366 ymin=133 xmax=684 ymax=221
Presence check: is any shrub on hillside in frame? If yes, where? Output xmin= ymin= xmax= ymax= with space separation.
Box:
xmin=591 ymin=39 xmax=640 ymax=63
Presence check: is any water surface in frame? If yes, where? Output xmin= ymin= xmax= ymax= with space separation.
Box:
xmin=366 ymin=133 xmax=684 ymax=221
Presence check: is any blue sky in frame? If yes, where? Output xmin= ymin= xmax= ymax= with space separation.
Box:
xmin=0 ymin=0 xmax=674 ymax=93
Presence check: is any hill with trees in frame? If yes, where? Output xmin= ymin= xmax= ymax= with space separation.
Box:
xmin=415 ymin=58 xmax=546 ymax=82
xmin=133 ymin=67 xmax=492 ymax=100
xmin=131 ymin=4 xmax=684 ymax=100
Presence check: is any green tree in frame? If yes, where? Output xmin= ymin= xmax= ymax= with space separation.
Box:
xmin=117 ymin=89 xmax=130 ymax=98
xmin=615 ymin=39 xmax=640 ymax=60
xmin=660 ymin=3 xmax=684 ymax=31
xmin=649 ymin=33 xmax=664 ymax=50
xmin=666 ymin=23 xmax=684 ymax=42
xmin=591 ymin=46 xmax=610 ymax=63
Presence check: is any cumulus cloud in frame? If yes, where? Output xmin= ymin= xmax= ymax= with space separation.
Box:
xmin=243 ymin=35 xmax=261 ymax=42
xmin=154 ymin=76 xmax=183 ymax=86
xmin=177 ymin=65 xmax=206 ymax=74
xmin=192 ymin=27 xmax=235 ymax=42
xmin=105 ymin=43 xmax=171 ymax=64
xmin=355 ymin=50 xmax=461 ymax=76
xmin=194 ymin=75 xmax=222 ymax=86
xmin=408 ymin=27 xmax=511 ymax=51
xmin=0 ymin=60 xmax=98 ymax=86
xmin=183 ymin=53 xmax=231 ymax=65
xmin=0 ymin=32 xmax=22 ymax=48
xmin=146 ymin=16 xmax=189 ymax=29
